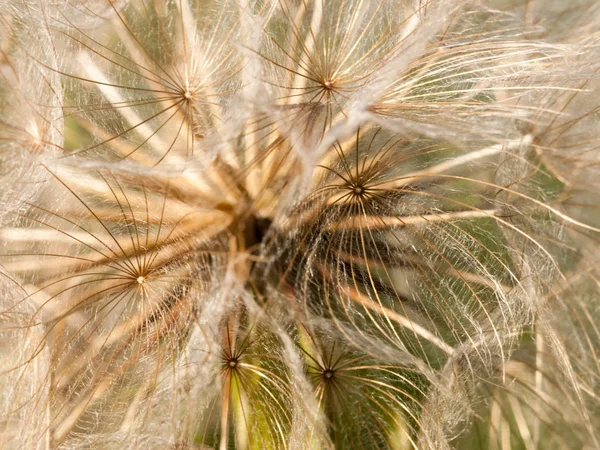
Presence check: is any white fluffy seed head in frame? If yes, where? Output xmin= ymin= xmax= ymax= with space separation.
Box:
xmin=1 ymin=1 xmax=600 ymax=449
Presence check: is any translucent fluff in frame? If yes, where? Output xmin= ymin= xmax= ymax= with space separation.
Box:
xmin=1 ymin=1 xmax=600 ymax=449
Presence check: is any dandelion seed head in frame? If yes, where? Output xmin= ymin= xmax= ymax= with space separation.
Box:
xmin=1 ymin=0 xmax=600 ymax=448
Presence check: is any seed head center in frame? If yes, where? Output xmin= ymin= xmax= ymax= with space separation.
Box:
xmin=323 ymin=369 xmax=334 ymax=380
xmin=136 ymin=276 xmax=145 ymax=284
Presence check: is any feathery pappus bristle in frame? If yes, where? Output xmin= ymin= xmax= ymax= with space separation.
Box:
xmin=1 ymin=0 xmax=600 ymax=449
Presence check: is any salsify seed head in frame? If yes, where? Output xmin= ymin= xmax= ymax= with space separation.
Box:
xmin=1 ymin=0 xmax=600 ymax=449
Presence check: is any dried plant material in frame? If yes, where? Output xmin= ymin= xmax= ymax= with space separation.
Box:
xmin=1 ymin=0 xmax=599 ymax=449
